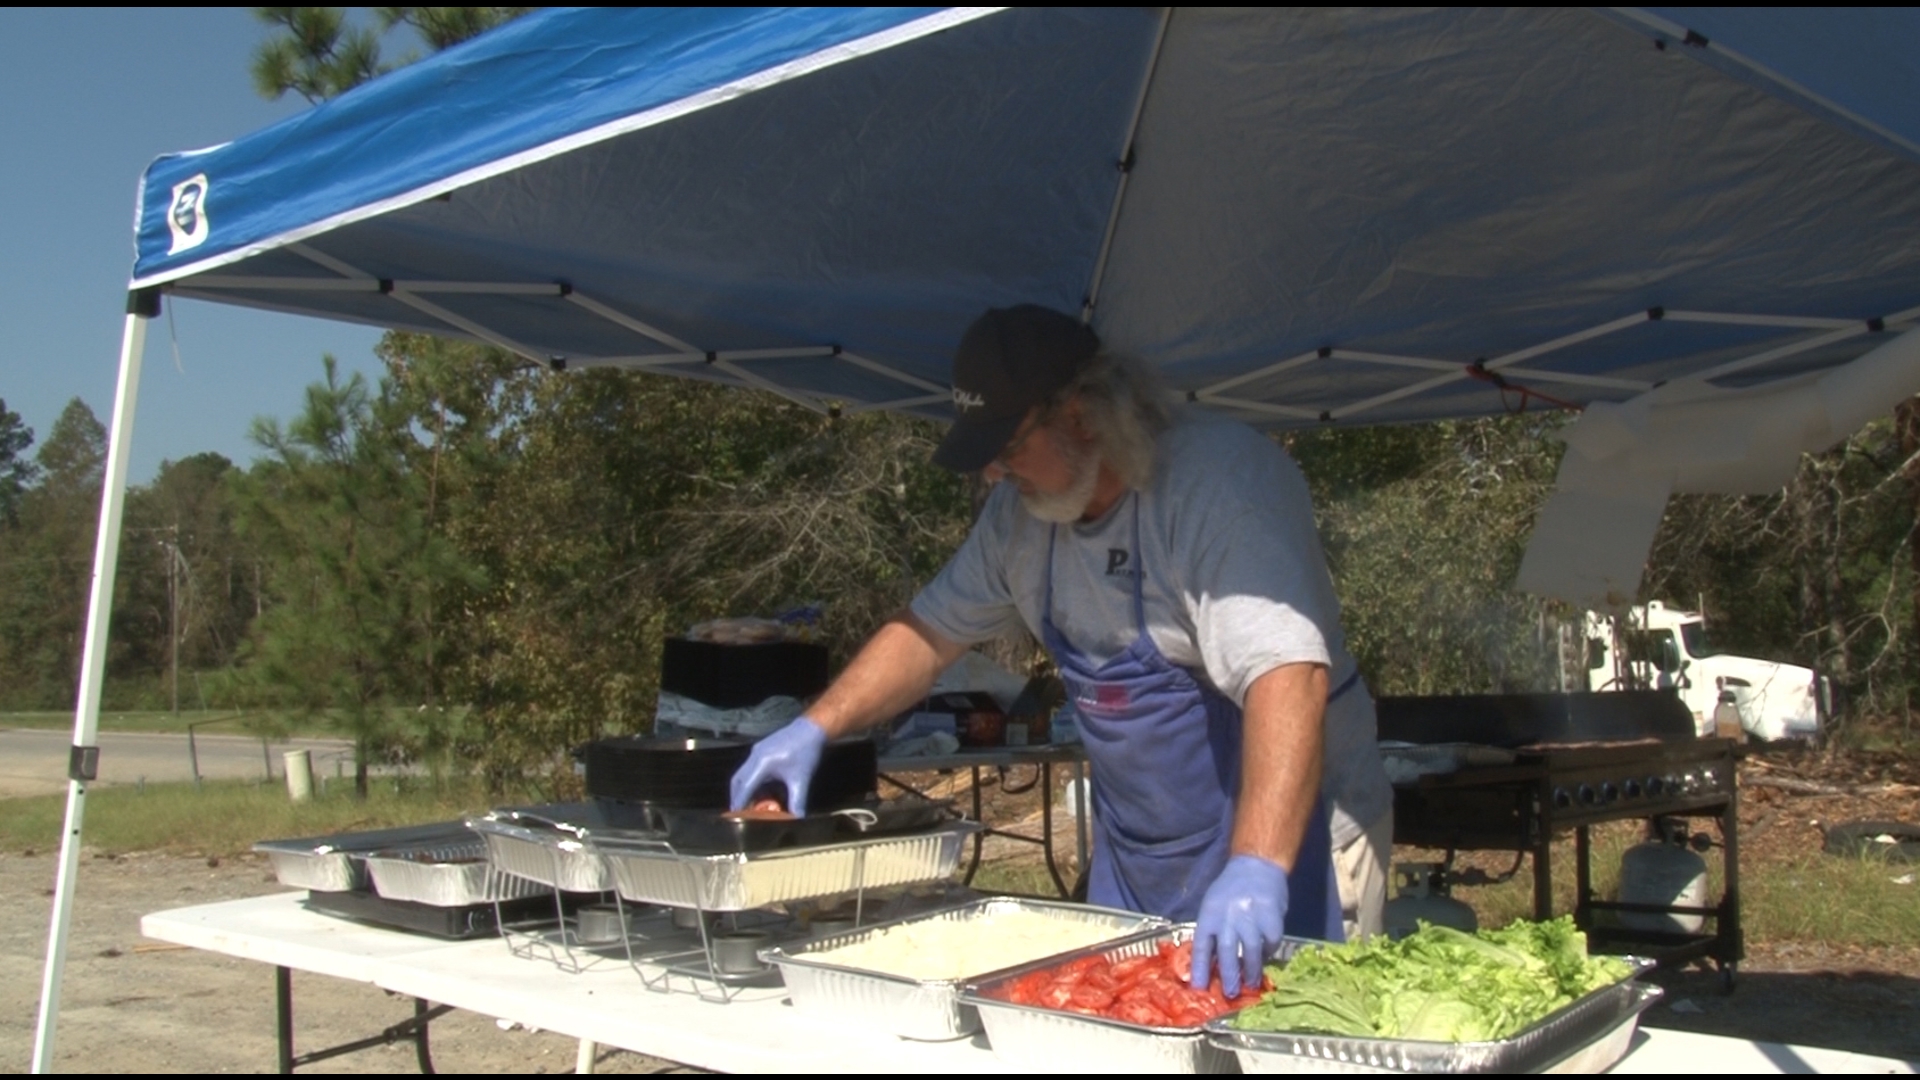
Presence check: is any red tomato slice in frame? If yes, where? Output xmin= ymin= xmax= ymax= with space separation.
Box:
xmin=1166 ymin=942 xmax=1194 ymax=983
xmin=1040 ymin=983 xmax=1076 ymax=1009
xmin=1132 ymin=964 xmax=1172 ymax=985
xmin=1069 ymin=984 xmax=1117 ymax=1010
xmin=1063 ymin=955 xmax=1107 ymax=976
xmin=1108 ymin=1000 xmax=1159 ymax=1026
xmin=1147 ymin=978 xmax=1188 ymax=1011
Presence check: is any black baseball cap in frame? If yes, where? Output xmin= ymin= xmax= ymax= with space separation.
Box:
xmin=933 ymin=305 xmax=1100 ymax=472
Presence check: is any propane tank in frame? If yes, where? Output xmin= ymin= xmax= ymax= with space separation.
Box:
xmin=1617 ymin=825 xmax=1708 ymax=933
xmin=1383 ymin=862 xmax=1478 ymax=940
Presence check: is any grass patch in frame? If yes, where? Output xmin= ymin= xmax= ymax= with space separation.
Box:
xmin=0 ymin=777 xmax=513 ymax=856
xmin=7 ymin=780 xmax=1911 ymax=954
xmin=1432 ymin=821 xmax=1919 ymax=951
xmin=1739 ymin=850 xmax=1920 ymax=947
xmin=1 ymin=709 xmax=341 ymax=739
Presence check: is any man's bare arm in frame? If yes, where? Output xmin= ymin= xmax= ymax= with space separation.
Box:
xmin=1230 ymin=661 xmax=1327 ymax=871
xmin=807 ymin=611 xmax=970 ymax=739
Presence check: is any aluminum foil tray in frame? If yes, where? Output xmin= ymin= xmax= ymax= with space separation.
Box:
xmin=468 ymin=809 xmax=612 ymax=893
xmin=255 ymin=821 xmax=475 ymax=892
xmin=763 ymin=898 xmax=1167 ymax=1041
xmin=961 ymin=925 xmax=1265 ymax=1073
xmin=592 ymin=821 xmax=980 ymax=912
xmin=364 ymin=840 xmax=550 ymax=907
xmin=1203 ymin=959 xmax=1660 ymax=1074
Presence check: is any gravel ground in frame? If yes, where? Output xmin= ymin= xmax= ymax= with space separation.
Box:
xmin=0 ymin=850 xmax=696 ymax=1074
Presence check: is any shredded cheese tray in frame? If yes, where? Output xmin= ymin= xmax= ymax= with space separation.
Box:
xmin=808 ymin=907 xmax=1130 ymax=981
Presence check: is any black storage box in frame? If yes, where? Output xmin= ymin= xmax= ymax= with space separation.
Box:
xmin=660 ymin=638 xmax=829 ymax=709
xmin=580 ymin=736 xmax=751 ymax=807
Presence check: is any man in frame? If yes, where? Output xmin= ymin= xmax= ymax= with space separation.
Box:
xmin=730 ymin=305 xmax=1393 ymax=996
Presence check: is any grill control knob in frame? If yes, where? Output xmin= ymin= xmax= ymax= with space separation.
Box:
xmin=1623 ymin=778 xmax=1642 ymax=799
xmin=1600 ymin=782 xmax=1619 ymax=804
xmin=1577 ymin=784 xmax=1599 ymax=807
xmin=1645 ymin=776 xmax=1663 ymax=797
xmin=1553 ymin=787 xmax=1573 ymax=809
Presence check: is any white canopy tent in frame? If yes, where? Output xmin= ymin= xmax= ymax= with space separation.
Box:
xmin=35 ymin=7 xmax=1920 ymax=1068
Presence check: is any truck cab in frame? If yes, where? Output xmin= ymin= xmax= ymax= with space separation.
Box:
xmin=1584 ymin=601 xmax=1826 ymax=741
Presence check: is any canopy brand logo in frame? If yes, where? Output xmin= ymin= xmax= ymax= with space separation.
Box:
xmin=167 ymin=174 xmax=211 ymax=255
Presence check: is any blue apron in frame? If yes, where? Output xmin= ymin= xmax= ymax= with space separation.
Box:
xmin=1043 ymin=497 xmax=1346 ymax=940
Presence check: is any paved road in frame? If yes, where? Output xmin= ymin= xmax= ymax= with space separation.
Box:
xmin=0 ymin=728 xmax=362 ymax=798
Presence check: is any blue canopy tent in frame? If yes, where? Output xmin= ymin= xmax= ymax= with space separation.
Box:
xmin=34 ymin=7 xmax=1920 ymax=1067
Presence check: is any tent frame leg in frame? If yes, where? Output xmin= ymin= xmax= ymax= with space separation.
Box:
xmin=30 ymin=307 xmax=151 ymax=1073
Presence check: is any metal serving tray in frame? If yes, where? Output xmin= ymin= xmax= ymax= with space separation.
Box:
xmin=1202 ymin=957 xmax=1660 ymax=1074
xmin=591 ymin=821 xmax=980 ymax=912
xmin=468 ymin=808 xmax=613 ymax=893
xmin=763 ymin=898 xmax=1167 ymax=1041
xmin=961 ymin=925 xmax=1256 ymax=1074
xmin=364 ymin=840 xmax=550 ymax=907
xmin=255 ymin=821 xmax=475 ymax=892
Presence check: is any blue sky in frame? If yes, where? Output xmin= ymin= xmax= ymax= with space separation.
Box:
xmin=0 ymin=9 xmax=390 ymax=484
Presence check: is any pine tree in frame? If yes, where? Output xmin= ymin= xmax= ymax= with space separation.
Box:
xmin=250 ymin=7 xmax=528 ymax=103
xmin=0 ymin=397 xmax=36 ymax=526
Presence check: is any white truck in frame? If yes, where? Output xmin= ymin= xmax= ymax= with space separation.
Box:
xmin=1584 ymin=600 xmax=1827 ymax=742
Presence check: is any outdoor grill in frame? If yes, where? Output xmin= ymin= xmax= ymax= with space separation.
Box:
xmin=1378 ymin=691 xmax=1742 ymax=980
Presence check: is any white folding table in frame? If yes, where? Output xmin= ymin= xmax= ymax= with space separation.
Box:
xmin=142 ymin=893 xmax=1917 ymax=1075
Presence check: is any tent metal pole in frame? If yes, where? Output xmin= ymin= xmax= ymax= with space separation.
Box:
xmin=31 ymin=305 xmax=151 ymax=1074
xmin=1081 ymin=6 xmax=1172 ymax=324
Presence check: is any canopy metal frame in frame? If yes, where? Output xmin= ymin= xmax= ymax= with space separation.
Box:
xmin=169 ymin=254 xmax=1920 ymax=426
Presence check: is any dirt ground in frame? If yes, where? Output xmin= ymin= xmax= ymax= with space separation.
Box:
xmin=3 ymin=747 xmax=1916 ymax=1073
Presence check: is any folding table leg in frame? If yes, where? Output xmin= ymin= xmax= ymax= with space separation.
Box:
xmin=413 ymin=997 xmax=435 ymax=1074
xmin=962 ymin=765 xmax=986 ymax=883
xmin=273 ymin=964 xmax=448 ymax=1073
xmin=277 ymin=966 xmax=294 ymax=1074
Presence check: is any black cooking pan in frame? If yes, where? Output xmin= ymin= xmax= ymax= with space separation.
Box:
xmin=1373 ymin=690 xmax=1695 ymax=747
xmin=588 ymin=795 xmax=952 ymax=854
xmin=576 ymin=734 xmax=880 ymax=811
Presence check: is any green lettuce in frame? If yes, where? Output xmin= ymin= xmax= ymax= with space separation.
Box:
xmin=1231 ymin=916 xmax=1634 ymax=1042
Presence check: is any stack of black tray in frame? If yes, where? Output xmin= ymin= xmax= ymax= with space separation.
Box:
xmin=303 ymin=889 xmax=570 ymax=940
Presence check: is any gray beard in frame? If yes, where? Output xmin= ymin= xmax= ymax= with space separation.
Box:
xmin=1018 ymin=439 xmax=1101 ymax=523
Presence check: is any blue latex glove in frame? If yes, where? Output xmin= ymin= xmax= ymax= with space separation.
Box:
xmin=1190 ymin=853 xmax=1290 ymax=998
xmin=728 ymin=717 xmax=828 ymax=817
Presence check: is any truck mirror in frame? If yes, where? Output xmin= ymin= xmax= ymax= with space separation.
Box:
xmin=1657 ymin=636 xmax=1682 ymax=673
xmin=1587 ymin=639 xmax=1606 ymax=669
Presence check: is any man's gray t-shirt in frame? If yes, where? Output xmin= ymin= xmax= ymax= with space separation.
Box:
xmin=910 ymin=411 xmax=1391 ymax=847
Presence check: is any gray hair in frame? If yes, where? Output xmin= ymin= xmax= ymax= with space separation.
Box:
xmin=1045 ymin=351 xmax=1177 ymax=491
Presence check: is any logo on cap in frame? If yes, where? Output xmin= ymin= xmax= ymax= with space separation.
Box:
xmin=167 ymin=174 xmax=211 ymax=255
xmin=952 ymin=388 xmax=986 ymax=413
